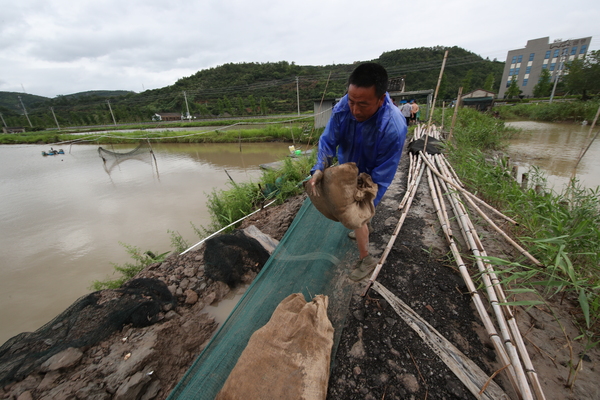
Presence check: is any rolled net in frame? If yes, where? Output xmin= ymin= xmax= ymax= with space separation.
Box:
xmin=167 ymin=198 xmax=358 ymax=399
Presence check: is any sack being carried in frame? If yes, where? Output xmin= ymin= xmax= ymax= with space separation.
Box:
xmin=305 ymin=162 xmax=378 ymax=230
xmin=216 ymin=293 xmax=334 ymax=400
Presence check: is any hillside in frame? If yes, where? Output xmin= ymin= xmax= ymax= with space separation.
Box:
xmin=1 ymin=46 xmax=504 ymax=129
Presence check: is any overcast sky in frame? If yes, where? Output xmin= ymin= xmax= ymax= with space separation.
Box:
xmin=1 ymin=0 xmax=599 ymax=98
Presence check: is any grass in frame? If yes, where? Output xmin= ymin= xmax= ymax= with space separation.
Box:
xmin=434 ymin=107 xmax=600 ymax=356
xmin=494 ymin=100 xmax=600 ymax=123
xmin=0 ymin=118 xmax=314 ymax=145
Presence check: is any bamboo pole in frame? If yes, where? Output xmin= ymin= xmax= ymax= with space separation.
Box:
xmin=362 ymin=163 xmax=425 ymax=296
xmin=427 ymin=50 xmax=448 ymax=130
xmin=420 ymin=153 xmax=519 ymax=226
xmin=447 ymin=87 xmax=463 ymax=142
xmin=572 ymin=103 xmax=600 ymax=178
xmin=432 ymin=155 xmax=542 ymax=267
xmin=430 ymin=150 xmax=545 ymax=399
xmin=433 ymin=166 xmax=533 ymax=399
xmin=423 ymin=160 xmax=523 ymax=397
xmin=373 ymin=282 xmax=510 ymax=400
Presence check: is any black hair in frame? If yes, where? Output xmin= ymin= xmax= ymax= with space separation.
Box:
xmin=347 ymin=63 xmax=388 ymax=98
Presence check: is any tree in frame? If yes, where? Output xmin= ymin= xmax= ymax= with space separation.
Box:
xmin=564 ymin=51 xmax=600 ymax=99
xmin=461 ymin=70 xmax=473 ymax=93
xmin=247 ymin=95 xmax=257 ymax=115
xmin=483 ymin=73 xmax=495 ymax=92
xmin=260 ymin=98 xmax=268 ymax=115
xmin=236 ymin=97 xmax=245 ymax=115
xmin=505 ymin=76 xmax=521 ymax=99
xmin=533 ymin=69 xmax=552 ymax=98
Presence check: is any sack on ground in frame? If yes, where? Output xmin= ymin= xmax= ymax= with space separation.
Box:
xmin=216 ymin=293 xmax=334 ymax=400
xmin=305 ymin=162 xmax=378 ymax=230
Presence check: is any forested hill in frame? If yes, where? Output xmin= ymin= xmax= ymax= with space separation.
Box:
xmin=1 ymin=46 xmax=503 ymax=128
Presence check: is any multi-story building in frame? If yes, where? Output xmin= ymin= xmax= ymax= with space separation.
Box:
xmin=498 ymin=36 xmax=592 ymax=98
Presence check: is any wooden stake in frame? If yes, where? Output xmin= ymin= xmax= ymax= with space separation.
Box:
xmin=447 ymin=87 xmax=463 ymax=142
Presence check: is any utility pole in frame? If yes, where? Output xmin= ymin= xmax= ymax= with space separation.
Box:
xmin=18 ymin=95 xmax=33 ymax=127
xmin=183 ymin=91 xmax=191 ymax=120
xmin=549 ymin=55 xmax=565 ymax=104
xmin=50 ymin=107 xmax=60 ymax=130
xmin=107 ymin=100 xmax=117 ymax=126
xmin=0 ymin=112 xmax=7 ymax=128
xmin=296 ymin=76 xmax=300 ymax=116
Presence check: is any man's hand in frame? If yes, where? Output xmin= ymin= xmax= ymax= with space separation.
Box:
xmin=307 ymin=170 xmax=323 ymax=197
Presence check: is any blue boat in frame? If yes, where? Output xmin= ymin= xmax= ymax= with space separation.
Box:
xmin=42 ymin=148 xmax=64 ymax=156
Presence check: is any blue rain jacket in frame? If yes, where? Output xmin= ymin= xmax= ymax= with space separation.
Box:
xmin=311 ymin=93 xmax=407 ymax=206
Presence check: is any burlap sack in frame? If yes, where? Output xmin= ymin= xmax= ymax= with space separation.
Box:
xmin=305 ymin=162 xmax=378 ymax=230
xmin=216 ymin=293 xmax=334 ymax=400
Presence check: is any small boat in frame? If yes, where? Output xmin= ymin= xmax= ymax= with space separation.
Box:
xmin=42 ymin=148 xmax=64 ymax=156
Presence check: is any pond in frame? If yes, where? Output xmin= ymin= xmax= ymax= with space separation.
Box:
xmin=506 ymin=120 xmax=600 ymax=191
xmin=0 ymin=142 xmax=293 ymax=344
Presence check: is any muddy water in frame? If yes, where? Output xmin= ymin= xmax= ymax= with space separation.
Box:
xmin=506 ymin=121 xmax=600 ymax=191
xmin=0 ymin=142 xmax=292 ymax=344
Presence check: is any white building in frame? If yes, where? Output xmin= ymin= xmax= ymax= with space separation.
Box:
xmin=498 ymin=36 xmax=592 ymax=98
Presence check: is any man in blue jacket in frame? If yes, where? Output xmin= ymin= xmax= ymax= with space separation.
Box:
xmin=307 ymin=62 xmax=407 ymax=280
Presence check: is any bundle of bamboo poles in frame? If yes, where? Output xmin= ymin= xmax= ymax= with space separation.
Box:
xmin=363 ymin=124 xmax=546 ymax=400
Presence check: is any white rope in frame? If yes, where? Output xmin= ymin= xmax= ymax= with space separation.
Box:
xmin=180 ymin=199 xmax=278 ymax=255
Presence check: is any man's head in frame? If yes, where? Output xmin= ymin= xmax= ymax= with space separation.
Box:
xmin=347 ymin=63 xmax=388 ymax=122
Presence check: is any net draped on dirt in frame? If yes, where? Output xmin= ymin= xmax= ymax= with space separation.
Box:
xmin=0 ymin=278 xmax=176 ymax=386
xmin=167 ymin=198 xmax=357 ymax=400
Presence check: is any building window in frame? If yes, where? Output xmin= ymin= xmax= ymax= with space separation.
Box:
xmin=550 ymin=63 xmax=556 ymax=71
xmin=571 ymin=46 xmax=578 ymax=55
xmin=553 ymin=49 xmax=560 ymax=57
xmin=506 ymin=81 xmax=511 ymax=88
xmin=529 ymin=53 xmax=535 ymax=61
xmin=545 ymin=50 xmax=551 ymax=59
xmin=542 ymin=64 xmax=547 ymax=69
xmin=526 ymin=66 xmax=532 ymax=74
xmin=511 ymin=56 xmax=517 ymax=64
xmin=509 ymin=68 xmax=514 ymax=76
xmin=515 ymin=68 xmax=520 ymax=75
xmin=562 ymin=48 xmax=569 ymax=56
xmin=522 ymin=79 xmax=528 ymax=87
xmin=580 ymin=45 xmax=587 ymax=54
xmin=517 ymin=55 xmax=523 ymax=63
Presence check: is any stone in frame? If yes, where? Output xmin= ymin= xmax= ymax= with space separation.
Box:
xmin=398 ymin=373 xmax=419 ymax=393
xmin=184 ymin=289 xmax=198 ymax=305
xmin=16 ymin=391 xmax=33 ymax=400
xmin=114 ymin=372 xmax=151 ymax=400
xmin=140 ymin=379 xmax=161 ymax=400
xmin=41 ymin=348 xmax=83 ymax=372
xmin=37 ymin=370 xmax=61 ymax=391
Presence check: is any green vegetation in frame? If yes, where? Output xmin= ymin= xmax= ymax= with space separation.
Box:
xmin=435 ymin=107 xmax=600 ymax=352
xmin=564 ymin=50 xmax=600 ymax=99
xmin=0 ymin=119 xmax=313 ymax=145
xmin=1 ymin=46 xmax=503 ymax=130
xmin=91 ymin=243 xmax=169 ymax=290
xmin=204 ymin=152 xmax=316 ymax=232
xmin=494 ymin=100 xmax=600 ymax=122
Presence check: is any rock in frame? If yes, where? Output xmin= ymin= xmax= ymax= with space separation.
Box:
xmin=16 ymin=391 xmax=33 ymax=400
xmin=37 ymin=370 xmax=61 ymax=391
xmin=184 ymin=289 xmax=198 ymax=305
xmin=40 ymin=348 xmax=83 ymax=372
xmin=183 ymin=267 xmax=196 ymax=277
xmin=398 ymin=373 xmax=419 ymax=393
xmin=114 ymin=372 xmax=151 ymax=400
xmin=164 ymin=310 xmax=179 ymax=320
xmin=140 ymin=379 xmax=161 ymax=400
xmin=167 ymin=285 xmax=177 ymax=295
